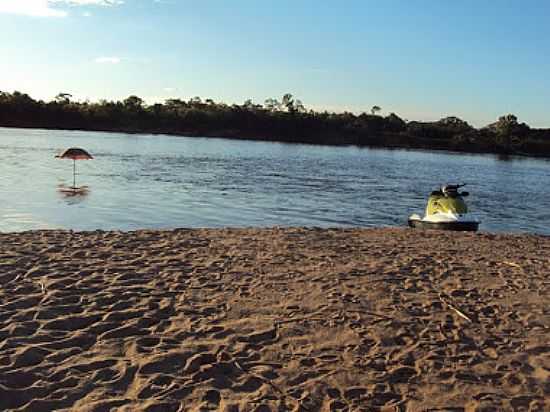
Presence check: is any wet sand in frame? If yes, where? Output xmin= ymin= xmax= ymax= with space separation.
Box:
xmin=0 ymin=228 xmax=548 ymax=411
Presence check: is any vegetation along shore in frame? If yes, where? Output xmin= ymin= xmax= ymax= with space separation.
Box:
xmin=1 ymin=91 xmax=550 ymax=158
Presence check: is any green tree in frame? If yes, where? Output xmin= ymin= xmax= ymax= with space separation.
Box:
xmin=294 ymin=99 xmax=305 ymax=113
xmin=385 ymin=113 xmax=406 ymax=132
xmin=123 ymin=95 xmax=144 ymax=110
xmin=437 ymin=116 xmax=473 ymax=133
xmin=371 ymin=105 xmax=381 ymax=115
xmin=164 ymin=99 xmax=187 ymax=112
xmin=281 ymin=93 xmax=305 ymax=113
xmin=282 ymin=93 xmax=295 ymax=113
xmin=243 ymin=99 xmax=263 ymax=110
xmin=264 ymin=98 xmax=281 ymax=112
xmin=189 ymin=96 xmax=202 ymax=105
xmin=494 ymin=114 xmax=518 ymax=136
xmin=55 ymin=93 xmax=72 ymax=104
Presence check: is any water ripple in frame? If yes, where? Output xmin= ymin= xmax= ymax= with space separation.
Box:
xmin=1 ymin=127 xmax=550 ymax=234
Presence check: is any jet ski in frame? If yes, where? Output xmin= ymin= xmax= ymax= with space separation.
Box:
xmin=408 ymin=184 xmax=480 ymax=231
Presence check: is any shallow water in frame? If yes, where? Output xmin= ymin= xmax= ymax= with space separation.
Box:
xmin=1 ymin=127 xmax=549 ymax=234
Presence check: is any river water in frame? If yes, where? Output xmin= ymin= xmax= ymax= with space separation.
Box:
xmin=1 ymin=127 xmax=549 ymax=234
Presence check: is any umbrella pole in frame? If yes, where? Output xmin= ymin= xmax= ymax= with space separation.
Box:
xmin=73 ymin=159 xmax=76 ymax=189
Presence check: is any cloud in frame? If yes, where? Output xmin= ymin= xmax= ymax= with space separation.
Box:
xmin=94 ymin=56 xmax=121 ymax=64
xmin=0 ymin=1 xmax=67 ymax=17
xmin=0 ymin=0 xmax=123 ymax=18
xmin=52 ymin=0 xmax=124 ymax=5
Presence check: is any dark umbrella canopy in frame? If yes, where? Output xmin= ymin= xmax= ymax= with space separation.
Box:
xmin=55 ymin=147 xmax=93 ymax=189
xmin=56 ymin=147 xmax=93 ymax=160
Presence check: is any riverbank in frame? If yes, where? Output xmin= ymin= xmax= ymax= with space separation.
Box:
xmin=3 ymin=124 xmax=550 ymax=160
xmin=0 ymin=228 xmax=548 ymax=411
xmin=2 ymin=90 xmax=550 ymax=159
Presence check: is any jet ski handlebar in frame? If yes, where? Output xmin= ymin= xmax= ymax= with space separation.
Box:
xmin=443 ymin=183 xmax=466 ymax=191
xmin=438 ymin=183 xmax=469 ymax=198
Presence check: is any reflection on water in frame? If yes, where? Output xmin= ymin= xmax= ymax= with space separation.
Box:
xmin=1 ymin=127 xmax=550 ymax=234
xmin=57 ymin=184 xmax=91 ymax=205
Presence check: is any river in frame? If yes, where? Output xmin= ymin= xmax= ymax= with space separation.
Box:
xmin=1 ymin=127 xmax=549 ymax=234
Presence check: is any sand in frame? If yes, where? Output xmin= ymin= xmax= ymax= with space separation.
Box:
xmin=0 ymin=227 xmax=548 ymax=411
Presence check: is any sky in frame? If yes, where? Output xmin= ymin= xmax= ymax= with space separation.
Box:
xmin=0 ymin=0 xmax=549 ymax=127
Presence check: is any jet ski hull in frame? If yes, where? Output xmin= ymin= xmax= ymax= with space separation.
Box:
xmin=408 ymin=218 xmax=479 ymax=232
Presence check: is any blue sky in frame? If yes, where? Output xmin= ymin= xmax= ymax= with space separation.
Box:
xmin=1 ymin=0 xmax=549 ymax=127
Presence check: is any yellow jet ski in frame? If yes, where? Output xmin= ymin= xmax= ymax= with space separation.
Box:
xmin=408 ymin=184 xmax=480 ymax=231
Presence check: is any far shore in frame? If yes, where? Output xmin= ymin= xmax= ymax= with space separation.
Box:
xmin=0 ymin=227 xmax=548 ymax=411
xmin=3 ymin=124 xmax=550 ymax=161
xmin=2 ymin=91 xmax=550 ymax=159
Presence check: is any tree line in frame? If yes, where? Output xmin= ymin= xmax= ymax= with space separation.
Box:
xmin=1 ymin=90 xmax=549 ymax=157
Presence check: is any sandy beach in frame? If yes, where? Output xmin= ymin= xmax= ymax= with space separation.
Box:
xmin=0 ymin=227 xmax=548 ymax=411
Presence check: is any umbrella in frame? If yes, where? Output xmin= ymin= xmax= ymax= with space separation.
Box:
xmin=55 ymin=147 xmax=93 ymax=189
